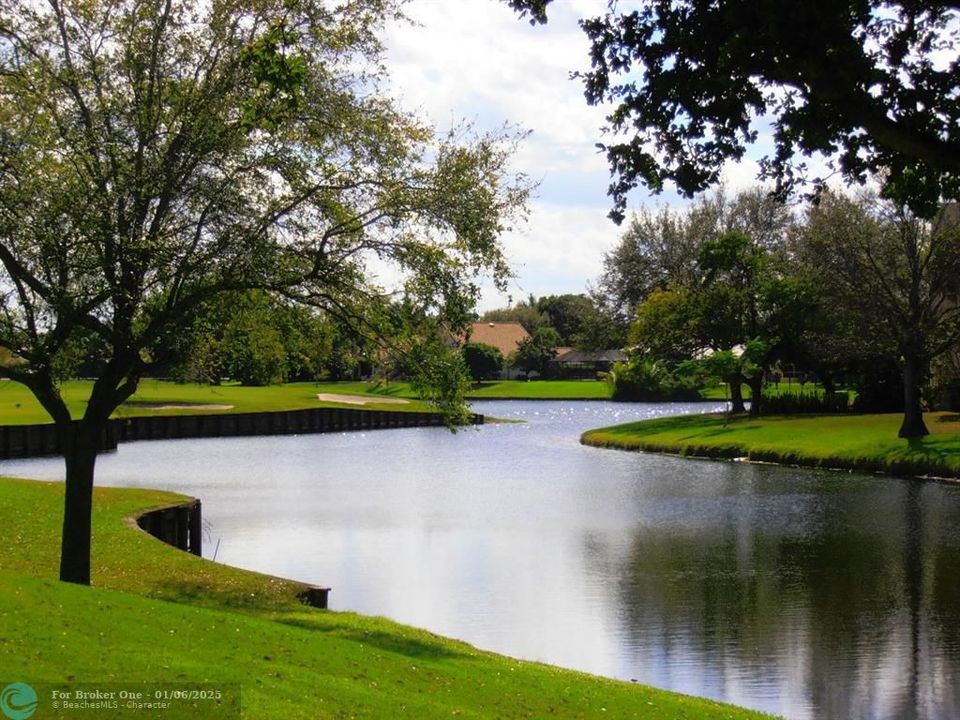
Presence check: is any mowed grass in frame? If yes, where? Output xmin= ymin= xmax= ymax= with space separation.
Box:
xmin=0 ymin=379 xmax=617 ymax=426
xmin=0 ymin=379 xmax=436 ymax=425
xmin=582 ymin=411 xmax=960 ymax=478
xmin=0 ymin=477 xmax=778 ymax=720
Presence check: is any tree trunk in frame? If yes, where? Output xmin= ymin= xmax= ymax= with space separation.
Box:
xmin=821 ymin=375 xmax=836 ymax=395
xmin=728 ymin=375 xmax=746 ymax=414
xmin=747 ymin=375 xmax=763 ymax=417
xmin=898 ymin=354 xmax=929 ymax=438
xmin=58 ymin=421 xmax=102 ymax=585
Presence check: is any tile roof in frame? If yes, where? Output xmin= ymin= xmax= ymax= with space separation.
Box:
xmin=464 ymin=322 xmax=531 ymax=357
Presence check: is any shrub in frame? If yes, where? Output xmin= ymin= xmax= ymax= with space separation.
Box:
xmin=462 ymin=343 xmax=504 ymax=382
xmin=607 ymin=358 xmax=701 ymax=401
xmin=762 ymin=390 xmax=850 ymax=414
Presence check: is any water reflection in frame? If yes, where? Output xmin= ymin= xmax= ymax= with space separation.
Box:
xmin=1 ymin=400 xmax=958 ymax=719
xmin=602 ymin=466 xmax=960 ymax=719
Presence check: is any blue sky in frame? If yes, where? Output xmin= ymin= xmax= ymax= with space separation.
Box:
xmin=383 ymin=1 xmax=769 ymax=311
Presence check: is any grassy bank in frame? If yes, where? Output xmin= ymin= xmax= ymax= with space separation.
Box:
xmin=0 ymin=379 xmax=616 ymax=425
xmin=582 ymin=411 xmax=960 ymax=478
xmin=0 ymin=477 xmax=776 ymax=719
xmin=0 ymin=379 xmax=434 ymax=425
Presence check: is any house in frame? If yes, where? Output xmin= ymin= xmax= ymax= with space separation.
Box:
xmin=549 ymin=348 xmax=628 ymax=380
xmin=461 ymin=322 xmax=531 ymax=379
xmin=463 ymin=322 xmax=530 ymax=357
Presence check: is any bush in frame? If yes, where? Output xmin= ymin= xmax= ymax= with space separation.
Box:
xmin=607 ymin=358 xmax=701 ymax=401
xmin=761 ymin=390 xmax=850 ymax=414
xmin=462 ymin=342 xmax=504 ymax=382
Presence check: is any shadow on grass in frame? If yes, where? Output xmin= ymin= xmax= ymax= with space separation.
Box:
xmin=365 ymin=383 xmax=406 ymax=398
xmin=145 ymin=578 xmax=300 ymax=612
xmin=903 ymin=436 xmax=956 ymax=467
xmin=598 ymin=413 xmax=729 ymax=436
xmin=276 ymin=618 xmax=469 ymax=661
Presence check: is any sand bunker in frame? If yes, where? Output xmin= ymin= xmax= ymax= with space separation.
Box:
xmin=316 ymin=393 xmax=409 ymax=406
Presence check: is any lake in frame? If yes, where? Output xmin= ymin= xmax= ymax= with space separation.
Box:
xmin=3 ymin=400 xmax=959 ymax=719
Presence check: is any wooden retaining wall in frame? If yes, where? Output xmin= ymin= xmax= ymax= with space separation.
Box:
xmin=136 ymin=499 xmax=330 ymax=609
xmin=0 ymin=407 xmax=483 ymax=459
xmin=118 ymin=407 xmax=482 ymax=442
xmin=136 ymin=499 xmax=203 ymax=557
xmin=0 ymin=421 xmax=121 ymax=459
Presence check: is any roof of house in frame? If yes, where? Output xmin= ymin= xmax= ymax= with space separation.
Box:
xmin=464 ymin=322 xmax=530 ymax=357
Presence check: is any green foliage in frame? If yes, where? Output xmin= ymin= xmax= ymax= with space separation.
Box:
xmin=406 ymin=339 xmax=472 ymax=426
xmin=0 ymin=0 xmax=530 ymax=416
xmin=622 ymin=201 xmax=808 ymax=415
xmin=512 ymin=1 xmax=960 ymax=221
xmin=598 ymin=189 xmax=794 ymax=323
xmin=533 ymin=294 xmax=588 ymax=345
xmin=511 ymin=326 xmax=561 ymax=376
xmin=0 ymin=0 xmax=530 ymax=582
xmin=760 ymin=391 xmax=850 ymax=415
xmin=794 ymin=192 xmax=960 ymax=435
xmin=238 ymin=19 xmax=308 ymax=131
xmin=462 ymin=342 xmax=504 ymax=382
xmin=607 ymin=357 xmax=701 ymax=402
xmin=629 ymin=288 xmax=699 ymax=362
xmin=479 ymin=303 xmax=549 ymax=334
xmin=223 ymin=320 xmax=287 ymax=386
xmin=158 ymin=291 xmax=345 ymax=386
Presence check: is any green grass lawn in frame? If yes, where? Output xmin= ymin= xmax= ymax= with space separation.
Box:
xmin=0 ymin=477 xmax=777 ymax=720
xmin=582 ymin=411 xmax=960 ymax=478
xmin=0 ymin=379 xmax=436 ymax=425
xmin=0 ymin=379 xmax=619 ymax=425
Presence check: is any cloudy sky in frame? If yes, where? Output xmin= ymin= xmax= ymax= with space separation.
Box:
xmin=382 ymin=0 xmax=765 ymax=311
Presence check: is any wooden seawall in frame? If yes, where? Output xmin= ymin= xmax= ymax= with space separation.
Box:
xmin=0 ymin=421 xmax=122 ymax=458
xmin=135 ymin=498 xmax=330 ymax=609
xmin=0 ymin=407 xmax=483 ymax=459
xmin=137 ymin=498 xmax=203 ymax=557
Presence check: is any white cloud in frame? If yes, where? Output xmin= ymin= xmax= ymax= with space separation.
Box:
xmin=383 ymin=2 xmax=622 ymax=309
xmin=720 ymin=157 xmax=766 ymax=193
xmin=474 ymin=199 xmax=623 ymax=310
xmin=382 ymin=2 xmax=854 ymax=311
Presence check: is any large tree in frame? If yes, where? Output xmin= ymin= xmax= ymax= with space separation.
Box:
xmin=795 ymin=194 xmax=960 ymax=437
xmin=511 ymin=1 xmax=960 ymax=221
xmin=598 ymin=188 xmax=793 ymax=320
xmin=0 ymin=0 xmax=528 ymax=585
xmin=628 ymin=231 xmax=809 ymax=415
xmin=511 ymin=325 xmax=561 ymax=377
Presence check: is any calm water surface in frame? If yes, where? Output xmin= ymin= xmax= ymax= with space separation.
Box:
xmin=4 ymin=400 xmax=960 ymax=720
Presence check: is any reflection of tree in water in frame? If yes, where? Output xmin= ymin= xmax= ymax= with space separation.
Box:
xmin=596 ymin=464 xmax=960 ymax=719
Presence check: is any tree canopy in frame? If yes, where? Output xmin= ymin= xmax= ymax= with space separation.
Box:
xmin=794 ymin=194 xmax=960 ymax=436
xmin=462 ymin=342 xmax=504 ymax=382
xmin=597 ymin=188 xmax=793 ymax=320
xmin=0 ymin=0 xmax=529 ymax=584
xmin=511 ymin=325 xmax=561 ymax=377
xmin=510 ymin=0 xmax=960 ymax=221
